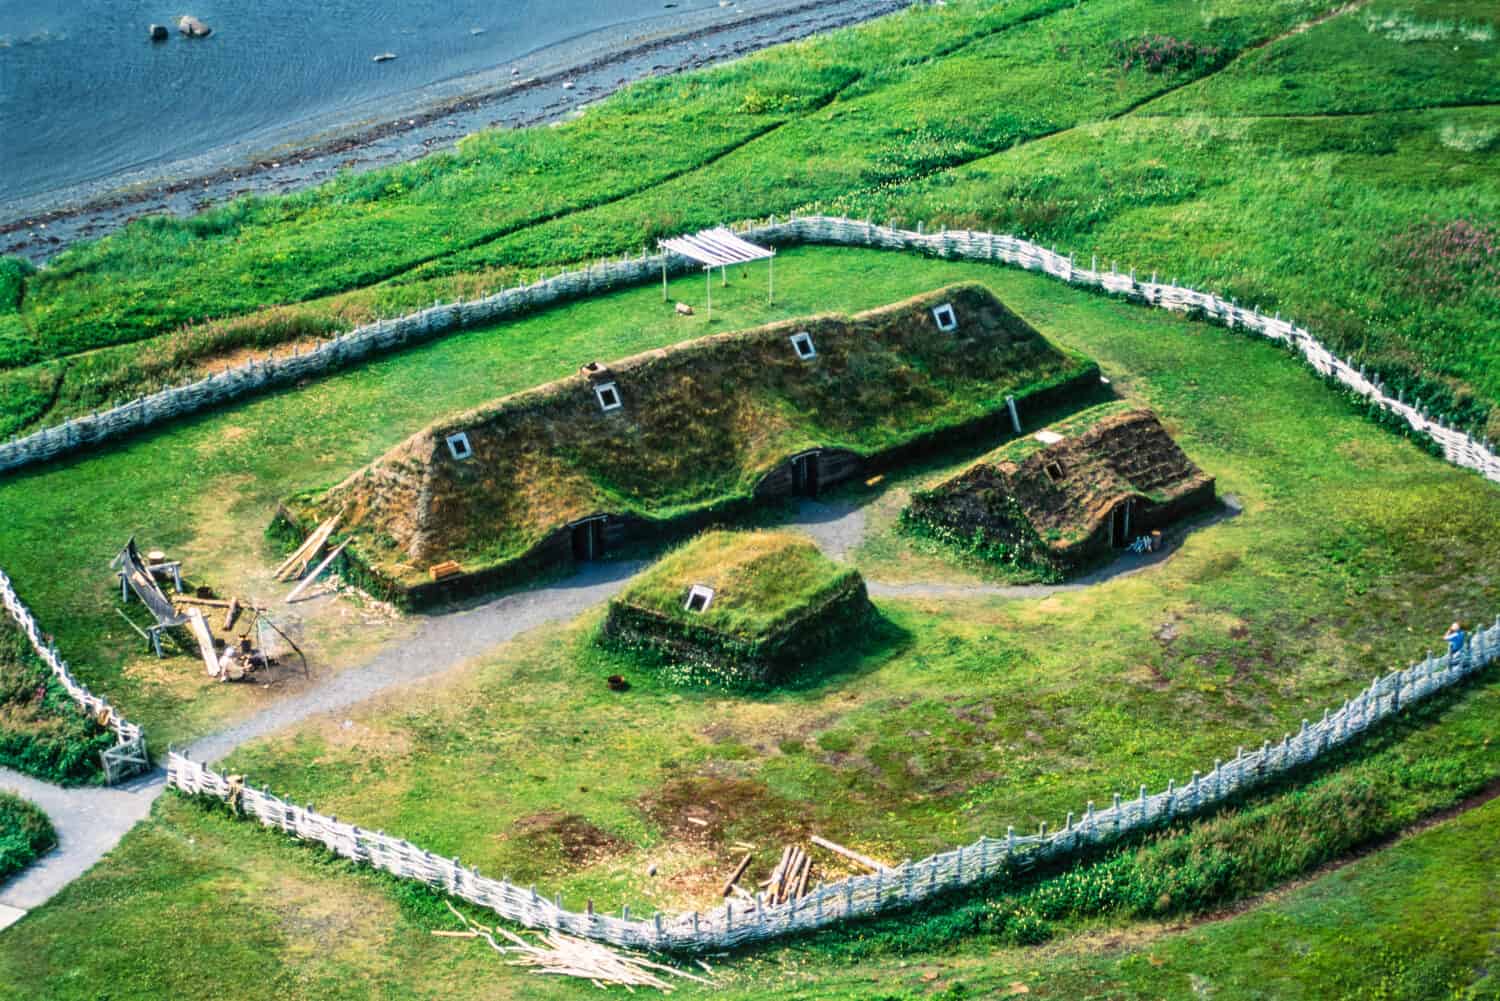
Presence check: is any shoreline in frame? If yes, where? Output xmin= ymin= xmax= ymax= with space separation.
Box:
xmin=0 ymin=0 xmax=910 ymax=262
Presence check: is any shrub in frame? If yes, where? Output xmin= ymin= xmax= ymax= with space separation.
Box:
xmin=1388 ymin=218 xmax=1500 ymax=305
xmin=0 ymin=620 xmax=113 ymax=785
xmin=0 ymin=257 xmax=35 ymax=314
xmin=1111 ymin=35 xmax=1224 ymax=74
xmin=0 ymin=791 xmax=56 ymax=884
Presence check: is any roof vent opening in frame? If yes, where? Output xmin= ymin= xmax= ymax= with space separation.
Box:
xmin=931 ymin=302 xmax=959 ymax=332
xmin=684 ymin=584 xmax=716 ymax=613
xmin=1043 ymin=460 xmax=1065 ymax=483
xmin=445 ymin=432 xmax=474 ymax=461
xmin=790 ymin=331 xmax=817 ymax=360
xmin=595 ymin=381 xmax=623 ymax=412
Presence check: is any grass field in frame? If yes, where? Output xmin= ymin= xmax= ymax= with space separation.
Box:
xmin=6 ymin=242 xmax=1481 ymax=917
xmin=3 ymin=665 xmax=1496 ymax=999
xmin=0 ymin=214 xmax=1493 ymax=1001
xmin=2 ymin=0 xmax=1495 ymax=440
xmin=1 ymin=0 xmax=1498 ymax=994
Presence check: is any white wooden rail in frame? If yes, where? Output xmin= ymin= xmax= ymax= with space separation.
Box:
xmin=168 ymin=616 xmax=1499 ymax=952
xmin=2 ymin=216 xmax=1496 ymax=484
xmin=0 ymin=566 xmax=148 ymax=781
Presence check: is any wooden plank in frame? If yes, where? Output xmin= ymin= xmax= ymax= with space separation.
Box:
xmin=720 ymin=852 xmax=753 ymax=898
xmin=272 ymin=521 xmax=324 ymax=579
xmin=186 ymin=609 xmax=220 ymax=677
xmin=773 ymin=847 xmax=800 ymax=904
xmin=275 ymin=515 xmax=339 ymax=581
xmin=171 ymin=595 xmax=233 ymax=608
xmin=285 ymin=539 xmax=350 ymax=603
xmin=223 ymin=597 xmax=241 ymax=632
xmin=792 ymin=851 xmax=812 ymax=900
xmin=113 ymin=608 xmax=152 ymax=644
xmin=809 ymin=835 xmax=893 ymax=874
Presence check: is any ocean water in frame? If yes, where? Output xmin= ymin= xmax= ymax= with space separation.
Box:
xmin=0 ymin=0 xmax=742 ymax=209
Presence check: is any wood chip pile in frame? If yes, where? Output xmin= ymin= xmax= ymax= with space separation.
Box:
xmin=438 ymin=902 xmax=713 ymax=992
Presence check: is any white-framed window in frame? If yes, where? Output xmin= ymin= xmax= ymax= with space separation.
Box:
xmin=931 ymin=302 xmax=959 ymax=332
xmin=595 ymin=381 xmax=622 ymax=412
xmin=789 ymin=331 xmax=816 ymax=360
xmin=684 ymin=584 xmax=716 ymax=613
xmin=445 ymin=432 xmax=473 ymax=461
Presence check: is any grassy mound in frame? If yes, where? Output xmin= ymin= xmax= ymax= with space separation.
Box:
xmin=599 ymin=530 xmax=871 ymax=686
xmin=0 ymin=618 xmax=113 ymax=786
xmin=905 ymin=401 xmax=1215 ymax=577
xmin=286 ymin=283 xmax=1096 ymax=598
xmin=0 ymin=792 xmax=56 ymax=886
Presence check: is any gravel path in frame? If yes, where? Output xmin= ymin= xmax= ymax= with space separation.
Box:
xmin=0 ymin=494 xmax=1237 ymax=927
xmin=0 ymin=767 xmax=161 ymax=915
xmin=0 ymin=559 xmax=640 ymax=924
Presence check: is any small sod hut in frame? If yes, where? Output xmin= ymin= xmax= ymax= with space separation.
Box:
xmin=599 ymin=531 xmax=871 ymax=685
xmin=906 ymin=403 xmax=1216 ymax=577
xmin=277 ymin=283 xmax=1100 ymax=604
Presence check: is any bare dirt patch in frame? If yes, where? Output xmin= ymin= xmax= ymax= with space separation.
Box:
xmin=508 ymin=810 xmax=628 ymax=865
xmin=639 ymin=775 xmax=813 ymax=848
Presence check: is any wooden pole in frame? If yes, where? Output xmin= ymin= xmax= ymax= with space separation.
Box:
xmin=768 ymin=253 xmax=774 ymax=304
xmin=720 ymin=853 xmax=753 ymax=897
xmin=286 ymin=540 xmax=350 ymax=603
xmin=809 ymin=835 xmax=892 ymax=874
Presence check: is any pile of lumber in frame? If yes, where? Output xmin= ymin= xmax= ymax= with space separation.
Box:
xmin=720 ymin=835 xmax=892 ymax=907
xmin=437 ymin=902 xmax=711 ymax=992
xmin=760 ymin=844 xmax=812 ymax=906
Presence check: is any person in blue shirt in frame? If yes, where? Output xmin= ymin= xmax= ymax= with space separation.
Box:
xmin=1444 ymin=621 xmax=1467 ymax=658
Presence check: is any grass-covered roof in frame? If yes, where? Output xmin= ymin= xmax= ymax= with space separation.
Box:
xmin=610 ymin=530 xmax=859 ymax=642
xmin=292 ymin=283 xmax=1096 ymax=584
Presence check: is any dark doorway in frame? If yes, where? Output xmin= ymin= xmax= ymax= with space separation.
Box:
xmin=792 ymin=451 xmax=821 ymax=497
xmin=572 ymin=518 xmax=606 ymax=561
xmin=1110 ymin=502 xmax=1131 ymax=548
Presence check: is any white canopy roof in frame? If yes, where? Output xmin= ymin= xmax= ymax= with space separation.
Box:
xmin=658 ymin=227 xmax=775 ymax=268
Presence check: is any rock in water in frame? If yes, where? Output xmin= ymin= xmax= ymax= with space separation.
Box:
xmin=149 ymin=23 xmax=169 ymax=41
xmin=177 ymin=15 xmax=211 ymax=37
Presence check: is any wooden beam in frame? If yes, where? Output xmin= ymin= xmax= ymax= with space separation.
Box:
xmin=720 ymin=852 xmax=753 ymax=898
xmin=809 ymin=835 xmax=893 ymax=874
xmin=285 ymin=539 xmax=350 ymax=603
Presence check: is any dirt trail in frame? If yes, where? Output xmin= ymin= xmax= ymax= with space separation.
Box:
xmin=0 ymin=559 xmax=640 ymax=924
xmin=0 ymin=491 xmax=1236 ymax=926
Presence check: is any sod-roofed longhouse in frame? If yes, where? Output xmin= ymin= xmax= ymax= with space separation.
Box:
xmin=281 ymin=283 xmax=1098 ymax=602
xmin=906 ymin=403 xmax=1216 ymax=577
xmin=599 ymin=531 xmax=871 ymax=685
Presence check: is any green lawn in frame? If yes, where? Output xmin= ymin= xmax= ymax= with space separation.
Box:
xmin=5 ymin=0 xmax=1495 ymax=441
xmin=2 ymin=195 xmax=1497 ymax=1001
xmin=159 ymin=248 xmax=1499 ymax=926
xmin=0 ymin=0 xmax=1497 ymax=994
xmin=4 ymin=668 xmax=1497 ymax=999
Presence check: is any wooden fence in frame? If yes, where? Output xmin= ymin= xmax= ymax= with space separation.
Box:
xmin=167 ymin=615 xmax=1500 ymax=953
xmin=0 ymin=567 xmax=149 ymax=782
xmin=3 ymin=216 xmax=1497 ymax=484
